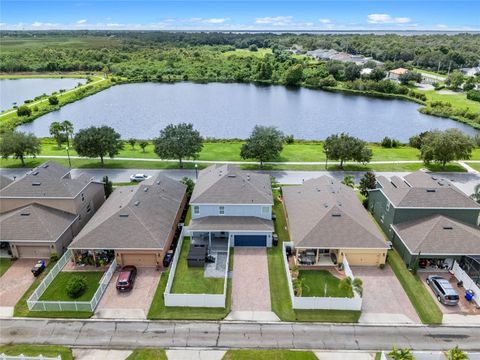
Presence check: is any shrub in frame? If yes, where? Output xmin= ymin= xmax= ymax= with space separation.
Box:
xmin=16 ymin=105 xmax=32 ymax=117
xmin=66 ymin=275 xmax=87 ymax=299
xmin=49 ymin=253 xmax=59 ymax=262
xmin=467 ymin=89 xmax=480 ymax=102
xmin=284 ymin=135 xmax=295 ymax=144
xmin=48 ymin=96 xmax=59 ymax=105
xmin=248 ymin=44 xmax=258 ymax=52
xmin=381 ymin=137 xmax=393 ymax=148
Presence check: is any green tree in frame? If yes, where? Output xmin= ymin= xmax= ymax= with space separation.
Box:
xmin=153 ymin=123 xmax=203 ymax=168
xmin=49 ymin=121 xmax=66 ymax=149
xmin=293 ymin=276 xmax=308 ymax=297
xmin=0 ymin=131 xmax=41 ymax=167
xmin=359 ymin=172 xmax=376 ymax=198
xmin=61 ymin=120 xmax=74 ymax=147
xmin=388 ymin=346 xmax=415 ymax=360
xmin=128 ymin=138 xmax=136 ymax=150
xmin=102 ymin=175 xmax=113 ymax=198
xmin=445 ymin=346 xmax=469 ymax=360
xmin=240 ymin=125 xmax=284 ymax=168
xmin=342 ymin=175 xmax=355 ymax=188
xmin=398 ymin=71 xmax=422 ymax=85
xmin=248 ymin=44 xmax=258 ymax=52
xmin=180 ymin=177 xmax=195 ymax=198
xmin=16 ymin=105 xmax=32 ymax=117
xmin=73 ymin=126 xmax=124 ymax=167
xmin=344 ymin=63 xmax=361 ymax=81
xmin=284 ymin=64 xmax=303 ymax=86
xmin=139 ymin=140 xmax=149 ymax=153
xmin=48 ymin=95 xmax=59 ymax=105
xmin=419 ymin=129 xmax=474 ymax=169
xmin=447 ymin=70 xmax=464 ymax=90
xmin=324 ymin=133 xmax=373 ymax=169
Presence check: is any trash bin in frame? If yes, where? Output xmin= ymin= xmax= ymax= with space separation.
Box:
xmin=465 ymin=290 xmax=475 ymax=302
xmin=272 ymin=234 xmax=279 ymax=246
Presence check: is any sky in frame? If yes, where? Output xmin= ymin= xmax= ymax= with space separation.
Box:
xmin=1 ymin=0 xmax=479 ymax=31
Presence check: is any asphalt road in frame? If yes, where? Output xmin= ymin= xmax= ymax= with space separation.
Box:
xmin=2 ymin=168 xmax=479 ymax=195
xmin=1 ymin=319 xmax=480 ymax=351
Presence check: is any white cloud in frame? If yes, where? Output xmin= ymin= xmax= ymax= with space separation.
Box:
xmin=319 ymin=19 xmax=331 ymax=24
xmin=76 ymin=19 xmax=87 ymax=24
xmin=255 ymin=16 xmax=293 ymax=26
xmin=436 ymin=24 xmax=448 ymax=29
xmin=367 ymin=14 xmax=411 ymax=24
xmin=187 ymin=17 xmax=230 ymax=24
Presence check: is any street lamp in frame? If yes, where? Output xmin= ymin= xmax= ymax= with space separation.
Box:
xmin=194 ymin=163 xmax=198 ymax=180
xmin=66 ymin=146 xmax=72 ymax=169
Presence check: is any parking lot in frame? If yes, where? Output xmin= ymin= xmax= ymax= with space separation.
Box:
xmin=94 ymin=267 xmax=161 ymax=319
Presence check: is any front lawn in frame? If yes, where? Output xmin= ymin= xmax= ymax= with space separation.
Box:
xmin=39 ymin=271 xmax=104 ymax=301
xmin=222 ymin=350 xmax=318 ymax=360
xmin=170 ymin=238 xmax=224 ymax=294
xmin=466 ymin=162 xmax=480 ymax=171
xmin=298 ymin=270 xmax=353 ymax=298
xmin=388 ymin=249 xmax=443 ymax=324
xmin=0 ymin=258 xmax=13 ymax=277
xmin=126 ymin=349 xmax=168 ymax=360
xmin=0 ymin=344 xmax=73 ymax=360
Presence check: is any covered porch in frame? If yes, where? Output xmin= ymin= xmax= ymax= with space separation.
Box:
xmin=294 ymin=248 xmax=338 ymax=267
xmin=68 ymin=249 xmax=115 ymax=270
xmin=190 ymin=231 xmax=229 ymax=252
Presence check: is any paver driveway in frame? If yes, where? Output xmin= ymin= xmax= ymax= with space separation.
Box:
xmin=353 ymin=265 xmax=420 ymax=324
xmin=95 ymin=267 xmax=161 ymax=319
xmin=0 ymin=259 xmax=39 ymax=307
xmin=232 ymin=248 xmax=271 ymax=311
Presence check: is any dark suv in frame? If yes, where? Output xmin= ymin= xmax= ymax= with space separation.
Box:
xmin=116 ymin=265 xmax=137 ymax=292
xmin=426 ymin=275 xmax=459 ymax=306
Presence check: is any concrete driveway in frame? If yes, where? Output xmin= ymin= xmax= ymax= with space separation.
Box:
xmin=0 ymin=259 xmax=39 ymax=316
xmin=94 ymin=267 xmax=161 ymax=319
xmin=353 ymin=265 xmax=420 ymax=324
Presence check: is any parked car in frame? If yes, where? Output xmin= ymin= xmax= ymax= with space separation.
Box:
xmin=116 ymin=265 xmax=137 ymax=292
xmin=130 ymin=174 xmax=151 ymax=182
xmin=426 ymin=275 xmax=459 ymax=306
xmin=31 ymin=260 xmax=46 ymax=277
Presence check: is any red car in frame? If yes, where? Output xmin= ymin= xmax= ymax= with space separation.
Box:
xmin=116 ymin=265 xmax=137 ymax=292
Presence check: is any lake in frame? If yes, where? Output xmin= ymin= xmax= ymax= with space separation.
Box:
xmin=17 ymin=82 xmax=478 ymax=141
xmin=0 ymin=78 xmax=86 ymax=112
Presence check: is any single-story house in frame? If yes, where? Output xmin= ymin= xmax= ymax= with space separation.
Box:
xmin=388 ymin=67 xmax=409 ymax=80
xmin=69 ymin=174 xmax=187 ymax=268
xmin=282 ymin=176 xmax=388 ymax=267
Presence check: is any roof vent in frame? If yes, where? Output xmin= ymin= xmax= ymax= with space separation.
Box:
xmin=431 ymin=176 xmax=437 ymax=180
xmin=144 ymin=187 xmax=149 ymax=192
xmin=20 ymin=212 xmax=30 ymax=216
xmin=332 ymin=213 xmax=341 ymax=217
xmin=119 ymin=214 xmax=129 ymax=218
xmin=42 ymin=164 xmax=49 ymax=168
xmin=32 ymin=182 xmax=41 ymax=186
xmin=156 ymin=180 xmax=161 ymax=185
xmin=228 ymin=174 xmax=237 ymax=178
xmin=426 ymin=189 xmax=436 ymax=193
xmin=134 ymin=201 xmax=140 ymax=206
xmin=443 ymin=225 xmax=453 ymax=230
xmin=324 ymin=203 xmax=329 ymax=208
xmin=32 ymin=171 xmax=39 ymax=176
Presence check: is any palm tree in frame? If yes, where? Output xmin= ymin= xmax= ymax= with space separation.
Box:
xmin=61 ymin=120 xmax=74 ymax=147
xmin=342 ymin=175 xmax=355 ymax=188
xmin=293 ymin=277 xmax=308 ymax=297
xmin=339 ymin=276 xmax=353 ymax=296
xmin=445 ymin=346 xmax=469 ymax=360
xmin=353 ymin=277 xmax=363 ymax=297
xmin=388 ymin=346 xmax=415 ymax=360
xmin=471 ymin=183 xmax=480 ymax=204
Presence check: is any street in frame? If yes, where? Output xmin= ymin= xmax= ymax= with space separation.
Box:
xmin=1 ymin=319 xmax=480 ymax=351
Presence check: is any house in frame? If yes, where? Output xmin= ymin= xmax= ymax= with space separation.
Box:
xmin=187 ymin=164 xmax=274 ymax=247
xmin=388 ymin=67 xmax=409 ymax=80
xmin=461 ymin=67 xmax=480 ymax=77
xmin=368 ymin=170 xmax=480 ymax=268
xmin=282 ymin=176 xmax=388 ymax=267
xmin=0 ymin=161 xmax=105 ymax=258
xmin=69 ymin=174 xmax=187 ymax=268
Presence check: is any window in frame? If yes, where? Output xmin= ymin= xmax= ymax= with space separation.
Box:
xmin=386 ymin=202 xmax=390 ymax=212
xmin=219 ymin=206 xmax=225 ymax=215
xmin=262 ymin=206 xmax=269 ymax=214
xmin=193 ymin=206 xmax=199 ymax=215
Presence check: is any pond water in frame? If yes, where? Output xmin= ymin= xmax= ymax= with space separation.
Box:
xmin=17 ymin=82 xmax=477 ymax=141
xmin=0 ymin=78 xmax=86 ymax=112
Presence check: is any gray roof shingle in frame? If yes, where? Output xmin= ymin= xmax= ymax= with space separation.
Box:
xmin=188 ymin=216 xmax=274 ymax=232
xmin=0 ymin=175 xmax=13 ymax=190
xmin=190 ymin=165 xmax=273 ymax=205
xmin=282 ymin=177 xmax=387 ymax=249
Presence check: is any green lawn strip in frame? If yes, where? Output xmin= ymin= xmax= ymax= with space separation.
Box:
xmin=39 ymin=271 xmax=104 ymax=301
xmin=14 ymin=261 xmax=93 ymax=318
xmin=222 ymin=349 xmax=318 ymax=360
xmin=375 ymin=352 xmax=383 ymax=360
xmin=299 ymin=270 xmax=353 ymax=298
xmin=170 ymin=238 xmax=224 ymax=294
xmin=465 ymin=162 xmax=480 ymax=171
xmin=0 ymin=258 xmax=13 ymax=277
xmin=184 ymin=206 xmax=192 ymax=225
xmin=423 ymin=90 xmax=480 ymax=112
xmin=0 ymin=344 xmax=73 ymax=360
xmin=126 ymin=349 xmax=168 ymax=360
xmin=387 ymin=250 xmax=443 ymax=324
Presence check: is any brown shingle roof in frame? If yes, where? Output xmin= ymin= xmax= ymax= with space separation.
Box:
xmin=0 ymin=203 xmax=76 ymax=242
xmin=190 ymin=164 xmax=273 ymax=205
xmin=392 ymin=215 xmax=480 ymax=255
xmin=282 ymin=176 xmax=387 ymax=249
xmin=69 ymin=174 xmax=186 ymax=250
xmin=188 ymin=216 xmax=274 ymax=232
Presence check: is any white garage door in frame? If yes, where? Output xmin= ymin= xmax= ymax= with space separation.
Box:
xmin=16 ymin=245 xmax=51 ymax=259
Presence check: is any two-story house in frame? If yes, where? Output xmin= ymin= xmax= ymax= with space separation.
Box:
xmin=187 ymin=165 xmax=274 ymax=247
xmin=0 ymin=161 xmax=105 ymax=258
xmin=368 ymin=170 xmax=480 ymax=269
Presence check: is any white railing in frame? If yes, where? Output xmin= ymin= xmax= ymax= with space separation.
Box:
xmin=452 ymin=261 xmax=480 ymax=306
xmin=27 ymin=251 xmax=117 ymax=312
xmin=282 ymin=242 xmax=362 ymax=311
xmin=0 ymin=354 xmax=61 ymax=360
xmin=164 ymin=228 xmax=230 ymax=308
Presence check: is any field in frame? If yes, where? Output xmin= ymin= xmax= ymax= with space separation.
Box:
xmin=423 ymin=90 xmax=480 ymax=112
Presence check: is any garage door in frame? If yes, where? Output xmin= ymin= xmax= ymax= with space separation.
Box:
xmin=119 ymin=253 xmax=157 ymax=267
xmin=345 ymin=252 xmax=381 ymax=266
xmin=234 ymin=235 xmax=266 ymax=247
xmin=16 ymin=245 xmax=51 ymax=259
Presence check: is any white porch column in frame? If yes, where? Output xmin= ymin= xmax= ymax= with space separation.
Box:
xmin=209 ymin=232 xmax=212 ymax=249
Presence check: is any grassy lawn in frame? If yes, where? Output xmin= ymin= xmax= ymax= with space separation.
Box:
xmin=0 ymin=344 xmax=73 ymax=360
xmin=267 ymin=191 xmax=360 ymax=323
xmin=148 ymin=248 xmax=234 ymax=320
xmin=465 ymin=162 xmax=480 ymax=171
xmin=0 ymin=258 xmax=13 ymax=277
xmin=170 ymin=238 xmax=224 ymax=294
xmin=126 ymin=349 xmax=168 ymax=360
xmin=222 ymin=350 xmax=318 ymax=360
xmin=39 ymin=271 xmax=103 ymax=301
xmin=223 ymin=48 xmax=273 ymax=58
xmin=298 ymin=270 xmax=353 ymax=298
xmin=387 ymin=249 xmax=443 ymax=324
xmin=424 ymin=90 xmax=480 ymax=112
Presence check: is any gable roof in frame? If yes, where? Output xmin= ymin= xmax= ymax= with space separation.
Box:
xmin=0 ymin=175 xmax=13 ymax=190
xmin=389 ymin=67 xmax=409 ymax=75
xmin=282 ymin=176 xmax=387 ymax=249
xmin=69 ymin=174 xmax=186 ymax=250
xmin=0 ymin=161 xmax=95 ymax=198
xmin=190 ymin=164 xmax=273 ymax=205
xmin=0 ymin=203 xmax=77 ymax=242
xmin=392 ymin=215 xmax=480 ymax=255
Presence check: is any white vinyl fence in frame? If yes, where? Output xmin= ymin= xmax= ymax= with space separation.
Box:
xmin=452 ymin=260 xmax=480 ymax=306
xmin=27 ymin=249 xmax=117 ymax=312
xmin=164 ymin=227 xmax=230 ymax=308
xmin=283 ymin=242 xmax=362 ymax=311
xmin=0 ymin=354 xmax=61 ymax=360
